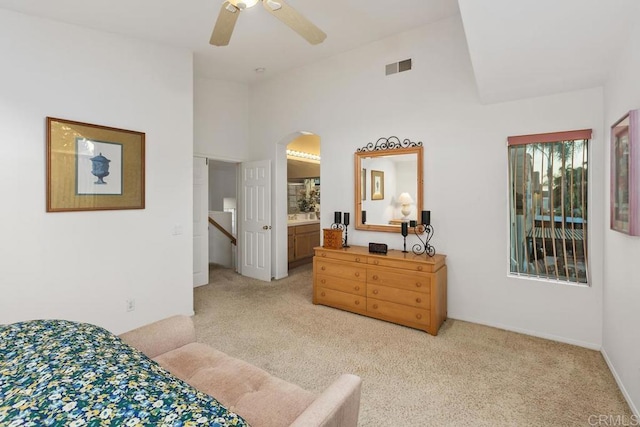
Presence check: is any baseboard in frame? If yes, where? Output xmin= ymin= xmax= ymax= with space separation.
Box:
xmin=449 ymin=315 xmax=601 ymax=350
xmin=601 ymin=348 xmax=640 ymax=417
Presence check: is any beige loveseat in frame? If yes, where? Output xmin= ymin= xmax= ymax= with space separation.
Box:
xmin=119 ymin=315 xmax=362 ymax=427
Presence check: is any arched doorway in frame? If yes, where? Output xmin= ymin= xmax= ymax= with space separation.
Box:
xmin=286 ymin=134 xmax=321 ymax=271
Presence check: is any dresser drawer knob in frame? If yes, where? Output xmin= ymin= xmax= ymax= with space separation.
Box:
xmin=416 ymin=298 xmax=422 ymax=303
xmin=355 ymin=272 xmax=360 ymax=277
xmin=321 ymin=266 xmax=326 ymax=271
xmin=373 ymin=289 xmax=379 ymax=295
xmin=373 ymin=260 xmax=379 ymax=265
xmin=372 ymin=275 xmax=378 ymax=280
xmin=321 ymin=279 xmax=326 ymax=284
xmin=355 ymin=300 xmax=360 ymax=305
xmin=321 ymin=292 xmax=326 ymax=297
xmin=373 ymin=304 xmax=378 ymax=310
xmin=355 ymin=286 xmax=360 ymax=291
xmin=416 ymin=314 xmax=422 ymax=320
xmin=416 ymin=282 xmax=422 ymax=288
xmin=321 ymin=253 xmax=326 ymax=257
xmin=417 ymin=266 xmax=423 ymax=271
xmin=355 ymin=257 xmax=361 ymax=262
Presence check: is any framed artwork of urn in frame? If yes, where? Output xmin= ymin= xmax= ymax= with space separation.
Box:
xmin=46 ymin=117 xmax=145 ymax=212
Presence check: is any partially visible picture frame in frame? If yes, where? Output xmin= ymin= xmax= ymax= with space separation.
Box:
xmin=361 ymin=168 xmax=366 ymax=200
xmin=371 ymin=170 xmax=384 ymax=200
xmin=47 ymin=117 xmax=145 ymax=212
xmin=610 ymin=109 xmax=640 ymax=235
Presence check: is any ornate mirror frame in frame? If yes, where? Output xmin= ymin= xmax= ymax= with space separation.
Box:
xmin=354 ymin=137 xmax=423 ymax=233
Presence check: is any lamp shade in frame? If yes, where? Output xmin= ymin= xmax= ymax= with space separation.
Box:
xmin=398 ymin=192 xmax=414 ymax=205
xmin=398 ymin=193 xmax=413 ymax=219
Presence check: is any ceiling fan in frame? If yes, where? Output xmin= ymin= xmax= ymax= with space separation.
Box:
xmin=210 ymin=0 xmax=326 ymax=46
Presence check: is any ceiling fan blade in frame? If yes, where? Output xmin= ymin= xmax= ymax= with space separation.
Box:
xmin=262 ymin=0 xmax=326 ymax=45
xmin=210 ymin=1 xmax=240 ymax=46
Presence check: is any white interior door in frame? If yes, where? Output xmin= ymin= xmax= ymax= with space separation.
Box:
xmin=193 ymin=157 xmax=209 ymax=287
xmin=240 ymin=160 xmax=271 ymax=281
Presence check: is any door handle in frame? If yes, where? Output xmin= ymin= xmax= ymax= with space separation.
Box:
xmin=262 ymin=225 xmax=272 ymax=230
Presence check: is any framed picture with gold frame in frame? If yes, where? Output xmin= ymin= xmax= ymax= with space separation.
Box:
xmin=371 ymin=170 xmax=384 ymax=200
xmin=611 ymin=109 xmax=640 ymax=235
xmin=46 ymin=117 xmax=145 ymax=212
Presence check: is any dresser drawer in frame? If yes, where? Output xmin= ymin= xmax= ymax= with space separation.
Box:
xmin=367 ymin=285 xmax=429 ymax=309
xmin=367 ymin=257 xmax=432 ymax=272
xmin=316 ymin=287 xmax=366 ymax=312
xmin=367 ymin=269 xmax=430 ymax=293
xmin=316 ymin=274 xmax=366 ymax=296
xmin=315 ymin=259 xmax=366 ymax=282
xmin=367 ymin=298 xmax=430 ymax=326
xmin=315 ymin=249 xmax=367 ymax=264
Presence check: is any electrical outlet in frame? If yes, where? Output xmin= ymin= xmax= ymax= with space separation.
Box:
xmin=126 ymin=299 xmax=135 ymax=312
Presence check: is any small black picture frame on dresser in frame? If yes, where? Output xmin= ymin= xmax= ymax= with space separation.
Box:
xmin=368 ymin=242 xmax=388 ymax=254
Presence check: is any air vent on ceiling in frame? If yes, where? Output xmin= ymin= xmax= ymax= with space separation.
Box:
xmin=385 ymin=58 xmax=412 ymax=76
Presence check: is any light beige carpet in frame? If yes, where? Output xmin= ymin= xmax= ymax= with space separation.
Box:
xmin=193 ymin=263 xmax=631 ymax=426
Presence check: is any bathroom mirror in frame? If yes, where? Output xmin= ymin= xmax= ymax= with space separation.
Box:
xmin=354 ymin=138 xmax=423 ymax=233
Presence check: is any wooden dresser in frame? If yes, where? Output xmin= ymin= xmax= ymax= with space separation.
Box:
xmin=313 ymin=245 xmax=447 ymax=335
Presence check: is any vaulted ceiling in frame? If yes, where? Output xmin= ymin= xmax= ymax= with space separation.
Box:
xmin=0 ymin=0 xmax=636 ymax=103
xmin=458 ymin=0 xmax=638 ymax=103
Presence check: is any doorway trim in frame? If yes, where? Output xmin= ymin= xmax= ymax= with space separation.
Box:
xmin=273 ymin=131 xmax=320 ymax=280
xmin=194 ymin=154 xmax=241 ymax=283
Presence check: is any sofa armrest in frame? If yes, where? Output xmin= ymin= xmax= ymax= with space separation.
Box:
xmin=289 ymin=374 xmax=362 ymax=427
xmin=119 ymin=315 xmax=197 ymax=359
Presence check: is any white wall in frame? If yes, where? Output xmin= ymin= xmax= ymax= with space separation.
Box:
xmin=0 ymin=9 xmax=194 ymax=334
xmin=249 ymin=15 xmax=605 ymax=347
xmin=194 ymin=77 xmax=250 ymax=161
xmin=602 ymin=4 xmax=640 ymax=414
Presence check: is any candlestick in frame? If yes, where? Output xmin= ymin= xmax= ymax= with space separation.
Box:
xmin=421 ymin=210 xmax=430 ymax=226
xmin=412 ymin=223 xmax=436 ymax=257
xmin=332 ymin=211 xmax=350 ymax=248
xmin=401 ymin=222 xmax=408 ymax=253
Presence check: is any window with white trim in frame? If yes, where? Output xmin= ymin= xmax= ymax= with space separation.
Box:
xmin=508 ymin=129 xmax=591 ymax=284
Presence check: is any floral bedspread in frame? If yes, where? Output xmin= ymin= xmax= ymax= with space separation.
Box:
xmin=0 ymin=319 xmax=249 ymax=427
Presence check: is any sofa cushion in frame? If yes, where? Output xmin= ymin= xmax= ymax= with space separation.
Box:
xmin=154 ymin=342 xmax=316 ymax=427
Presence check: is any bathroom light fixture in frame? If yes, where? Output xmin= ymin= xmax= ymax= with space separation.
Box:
xmin=286 ymin=149 xmax=320 ymax=161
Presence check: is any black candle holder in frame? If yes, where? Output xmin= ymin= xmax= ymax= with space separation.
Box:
xmin=412 ymin=224 xmax=436 ymax=257
xmin=401 ymin=222 xmax=409 ymax=253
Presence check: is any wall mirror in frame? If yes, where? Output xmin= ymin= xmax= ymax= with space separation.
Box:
xmin=354 ymin=137 xmax=423 ymax=233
